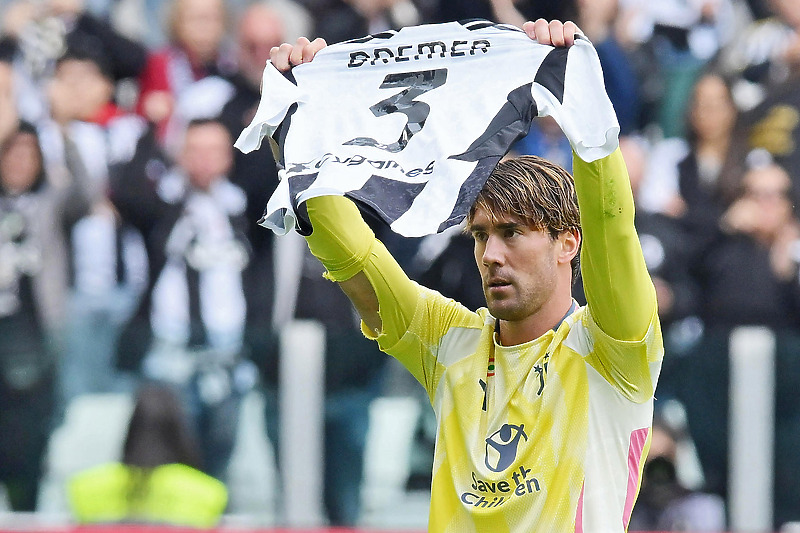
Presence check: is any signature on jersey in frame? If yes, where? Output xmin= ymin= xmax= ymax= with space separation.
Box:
xmin=286 ymin=153 xmax=435 ymax=180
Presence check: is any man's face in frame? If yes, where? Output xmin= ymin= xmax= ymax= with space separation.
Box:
xmin=50 ymin=59 xmax=114 ymax=122
xmin=174 ymin=0 xmax=226 ymax=63
xmin=470 ymin=207 xmax=561 ymax=321
xmin=238 ymin=8 xmax=284 ymax=88
xmin=742 ymin=165 xmax=794 ymax=237
xmin=180 ymin=122 xmax=232 ymax=191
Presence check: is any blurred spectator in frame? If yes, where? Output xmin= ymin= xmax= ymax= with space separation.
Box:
xmin=218 ymin=3 xmax=288 ymax=374
xmin=617 ymin=0 xmax=747 ymax=137
xmin=720 ymin=0 xmax=800 ymax=109
xmin=629 ymin=414 xmax=726 ymax=532
xmin=575 ymin=0 xmax=642 ymax=134
xmin=302 ymin=0 xmax=421 ymax=44
xmin=638 ymin=72 xmax=743 ymax=242
xmin=676 ymin=72 xmax=744 ymax=248
xmin=679 ymin=158 xmax=800 ymax=517
xmin=0 ymin=95 xmax=91 ymax=510
xmin=111 ymin=118 xmax=256 ymax=481
xmin=136 ymin=0 xmax=235 ymax=148
xmin=432 ymin=0 xmax=576 ymax=27
xmin=693 ymin=157 xmax=800 ymax=329
xmin=68 ymin=383 xmax=227 ymax=527
xmin=1 ymin=0 xmax=146 ymax=124
xmin=259 ymin=0 xmax=314 ymax=43
xmin=43 ymin=44 xmax=149 ymax=412
xmin=264 ymin=238 xmax=389 ymax=526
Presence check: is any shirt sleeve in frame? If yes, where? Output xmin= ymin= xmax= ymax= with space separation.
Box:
xmin=573 ymin=148 xmax=661 ymax=402
xmin=574 ymin=147 xmax=657 ymax=342
xmin=303 ymin=195 xmax=420 ymax=350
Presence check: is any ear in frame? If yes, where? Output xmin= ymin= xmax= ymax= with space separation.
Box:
xmin=556 ymin=229 xmax=580 ymax=265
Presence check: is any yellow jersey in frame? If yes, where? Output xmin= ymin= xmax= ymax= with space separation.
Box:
xmin=305 ymin=149 xmax=663 ymax=532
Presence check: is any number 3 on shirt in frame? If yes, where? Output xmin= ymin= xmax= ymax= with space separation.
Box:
xmin=344 ymin=68 xmax=448 ymax=153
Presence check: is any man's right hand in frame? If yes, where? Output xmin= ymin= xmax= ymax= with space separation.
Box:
xmin=270 ymin=37 xmax=327 ymax=72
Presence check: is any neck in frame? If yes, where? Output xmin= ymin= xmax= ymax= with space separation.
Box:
xmin=497 ymin=291 xmax=575 ymax=346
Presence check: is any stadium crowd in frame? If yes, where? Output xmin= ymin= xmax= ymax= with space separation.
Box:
xmin=0 ymin=0 xmax=799 ymax=530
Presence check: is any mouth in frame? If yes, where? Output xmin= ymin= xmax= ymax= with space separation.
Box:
xmin=486 ymin=278 xmax=512 ymax=293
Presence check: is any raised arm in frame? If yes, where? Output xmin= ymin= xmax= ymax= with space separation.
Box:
xmin=574 ymin=149 xmax=656 ymax=341
xmin=270 ymin=39 xmax=418 ymax=346
xmin=526 ymin=19 xmax=656 ymax=341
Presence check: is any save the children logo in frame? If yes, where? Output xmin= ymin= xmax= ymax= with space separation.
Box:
xmin=485 ymin=423 xmax=527 ymax=472
xmin=460 ymin=423 xmax=540 ymax=510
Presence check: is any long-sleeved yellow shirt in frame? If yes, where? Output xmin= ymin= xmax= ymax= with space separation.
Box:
xmin=304 ymin=148 xmax=662 ymax=532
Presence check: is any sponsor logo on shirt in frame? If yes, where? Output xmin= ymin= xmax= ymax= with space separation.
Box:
xmin=462 ymin=465 xmax=541 ymax=509
xmin=485 ymin=423 xmax=527 ymax=472
xmin=459 ymin=423 xmax=541 ymax=509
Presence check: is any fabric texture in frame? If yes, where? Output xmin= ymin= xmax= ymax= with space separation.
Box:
xmin=235 ymin=20 xmax=619 ymax=237
xmin=302 ymin=150 xmax=663 ymax=531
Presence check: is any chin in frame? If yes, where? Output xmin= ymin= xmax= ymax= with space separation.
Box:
xmin=487 ymin=301 xmax=526 ymax=322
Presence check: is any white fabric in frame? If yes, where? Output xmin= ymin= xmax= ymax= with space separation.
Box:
xmin=235 ymin=20 xmax=619 ymax=237
xmin=150 ymin=176 xmax=249 ymax=350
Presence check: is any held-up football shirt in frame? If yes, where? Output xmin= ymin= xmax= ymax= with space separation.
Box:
xmin=235 ymin=20 xmax=619 ymax=237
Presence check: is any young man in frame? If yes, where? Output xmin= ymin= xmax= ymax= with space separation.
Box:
xmin=269 ymin=20 xmax=662 ymax=532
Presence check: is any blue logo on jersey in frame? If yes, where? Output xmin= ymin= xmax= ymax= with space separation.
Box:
xmin=484 ymin=423 xmax=527 ymax=472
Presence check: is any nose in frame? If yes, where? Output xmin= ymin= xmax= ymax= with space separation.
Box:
xmin=481 ymin=234 xmax=505 ymax=267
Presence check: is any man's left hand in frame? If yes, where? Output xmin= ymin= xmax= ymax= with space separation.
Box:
xmin=523 ymin=19 xmax=581 ymax=47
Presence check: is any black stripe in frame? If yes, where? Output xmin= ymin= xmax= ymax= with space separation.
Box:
xmin=186 ymin=266 xmax=207 ymax=348
xmin=534 ymin=47 xmax=569 ymax=104
xmin=450 ymin=82 xmax=537 ymax=164
xmin=343 ymin=30 xmax=397 ymax=45
xmin=273 ymin=102 xmax=298 ymax=167
xmin=437 ymin=155 xmax=502 ymax=232
xmin=460 ymin=19 xmax=495 ymax=31
xmin=287 ymin=173 xmax=320 ymax=236
xmin=441 ymin=83 xmax=538 ymax=232
xmin=348 ymin=174 xmax=428 ymax=225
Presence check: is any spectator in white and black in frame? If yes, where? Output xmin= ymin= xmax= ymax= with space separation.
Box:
xmin=42 ymin=44 xmax=149 ymax=413
xmin=217 ymin=3 xmax=288 ymax=374
xmin=112 ymin=118 xmax=256 ymax=481
xmin=0 ymin=0 xmax=147 ymax=124
xmin=0 ymin=99 xmax=92 ymax=510
xmin=719 ymin=0 xmax=800 ymax=107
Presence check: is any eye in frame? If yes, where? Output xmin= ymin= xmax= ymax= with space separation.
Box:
xmin=471 ymin=230 xmax=488 ymax=243
xmin=503 ymin=227 xmax=520 ymax=239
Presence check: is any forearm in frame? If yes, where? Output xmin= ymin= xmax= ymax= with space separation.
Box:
xmin=304 ymin=195 xmax=419 ymax=345
xmin=574 ymin=148 xmax=656 ymax=340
